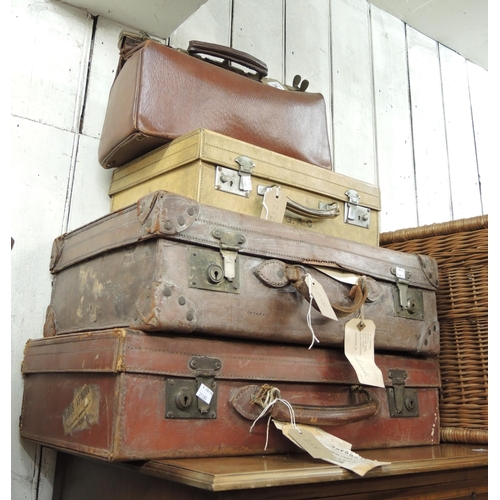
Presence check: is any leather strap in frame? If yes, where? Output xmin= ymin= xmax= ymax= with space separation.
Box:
xmin=231 ymin=385 xmax=378 ymax=426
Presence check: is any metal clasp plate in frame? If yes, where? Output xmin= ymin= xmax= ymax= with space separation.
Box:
xmin=344 ymin=189 xmax=370 ymax=229
xmin=214 ymin=156 xmax=255 ymax=197
xmin=390 ymin=266 xmax=424 ymax=320
xmin=165 ymin=356 xmax=221 ymax=419
xmin=386 ymin=369 xmax=419 ymax=418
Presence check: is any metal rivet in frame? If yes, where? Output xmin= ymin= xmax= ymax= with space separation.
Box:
xmin=178 ymin=296 xmax=186 ymax=306
xmin=186 ymin=312 xmax=194 ymax=321
xmin=164 ymin=220 xmax=173 ymax=230
xmin=167 ymin=411 xmax=174 ymax=418
xmin=177 ymin=216 xmax=185 ymax=226
xmin=209 ymin=412 xmax=216 ymax=418
xmin=238 ymin=235 xmax=246 ymax=244
xmin=163 ymin=287 xmax=172 ymax=297
xmin=190 ymin=359 xmax=197 ymax=368
xmin=169 ymin=380 xmax=175 ymax=386
xmin=187 ymin=207 xmax=195 ymax=216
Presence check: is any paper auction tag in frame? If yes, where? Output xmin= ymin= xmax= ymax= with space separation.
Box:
xmin=260 ymin=186 xmax=287 ymax=222
xmin=344 ymin=319 xmax=384 ymax=387
xmin=313 ymin=265 xmax=360 ymax=286
xmin=274 ymin=421 xmax=351 ymax=451
xmin=275 ymin=422 xmax=389 ymax=476
xmin=196 ymin=383 xmax=214 ymax=404
xmin=305 ymin=274 xmax=338 ymax=320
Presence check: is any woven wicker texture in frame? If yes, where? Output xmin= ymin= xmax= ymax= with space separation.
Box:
xmin=380 ymin=216 xmax=488 ymax=444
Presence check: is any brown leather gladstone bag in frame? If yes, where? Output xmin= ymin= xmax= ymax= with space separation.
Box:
xmin=45 ymin=190 xmax=440 ymax=357
xmin=98 ymin=38 xmax=332 ymax=170
xmin=20 ymin=329 xmax=440 ymax=460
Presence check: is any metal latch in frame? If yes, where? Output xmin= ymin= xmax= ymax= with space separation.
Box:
xmin=189 ymin=247 xmax=241 ymax=294
xmin=386 ymin=369 xmax=419 ymax=418
xmin=212 ymin=228 xmax=246 ymax=282
xmin=344 ymin=189 xmax=370 ymax=229
xmin=165 ymin=356 xmax=221 ymax=419
xmin=390 ymin=266 xmax=424 ymax=320
xmin=214 ymin=156 xmax=255 ymax=198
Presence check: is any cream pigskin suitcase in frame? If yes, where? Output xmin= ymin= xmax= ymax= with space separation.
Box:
xmin=109 ymin=129 xmax=381 ymax=246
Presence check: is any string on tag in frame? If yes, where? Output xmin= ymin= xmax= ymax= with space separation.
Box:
xmin=250 ymin=384 xmax=300 ymax=449
xmin=357 ymin=277 xmax=366 ymax=330
xmin=262 ymin=185 xmax=281 ymax=220
xmin=305 ymin=273 xmax=320 ymax=349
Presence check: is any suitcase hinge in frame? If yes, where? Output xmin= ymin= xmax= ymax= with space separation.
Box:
xmin=387 ymin=369 xmax=419 ymax=418
xmin=165 ymin=356 xmax=221 ymax=419
xmin=212 ymin=229 xmax=245 ymax=282
xmin=344 ymin=189 xmax=370 ymax=229
xmin=214 ymin=156 xmax=255 ymax=198
xmin=390 ymin=266 xmax=425 ymax=320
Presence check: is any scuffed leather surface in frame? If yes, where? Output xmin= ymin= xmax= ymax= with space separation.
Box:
xmin=99 ymin=41 xmax=332 ymax=169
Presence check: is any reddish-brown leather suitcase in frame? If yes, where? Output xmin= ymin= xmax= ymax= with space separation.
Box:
xmin=45 ymin=191 xmax=440 ymax=356
xmin=20 ymin=329 xmax=440 ymax=461
xmin=98 ymin=37 xmax=332 ymax=170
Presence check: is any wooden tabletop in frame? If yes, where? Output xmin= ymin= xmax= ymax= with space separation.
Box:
xmin=133 ymin=444 xmax=488 ymax=492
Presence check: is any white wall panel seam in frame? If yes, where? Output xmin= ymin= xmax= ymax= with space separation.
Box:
xmin=436 ymin=43 xmax=454 ymax=220
xmin=404 ymin=23 xmax=420 ymax=227
xmin=72 ymin=13 xmax=95 ymax=134
xmin=465 ymin=63 xmax=484 ymax=215
xmin=367 ymin=2 xmax=379 ymax=187
xmin=61 ymin=133 xmax=81 ymax=234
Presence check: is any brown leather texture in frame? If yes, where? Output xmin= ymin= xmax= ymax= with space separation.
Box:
xmin=20 ymin=329 xmax=440 ymax=460
xmin=44 ymin=191 xmax=439 ymax=356
xmin=98 ymin=40 xmax=332 ymax=169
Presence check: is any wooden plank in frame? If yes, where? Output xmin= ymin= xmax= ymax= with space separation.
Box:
xmin=370 ymin=5 xmax=417 ymax=233
xmin=68 ymin=135 xmax=114 ymax=230
xmin=169 ymin=0 xmax=232 ymax=49
xmin=11 ymin=117 xmax=77 ymax=500
xmin=330 ymin=0 xmax=376 ymax=185
xmin=232 ymin=0 xmax=284 ymax=82
xmin=439 ymin=45 xmax=482 ymax=220
xmin=11 ymin=0 xmax=93 ymax=132
xmin=467 ymin=61 xmax=490 ymax=216
xmin=285 ymin=0 xmax=332 ymax=151
xmin=82 ymin=16 xmax=128 ymax=139
xmin=407 ymin=26 xmax=452 ymax=225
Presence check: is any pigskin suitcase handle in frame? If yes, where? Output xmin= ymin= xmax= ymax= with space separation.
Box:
xmin=230 ymin=385 xmax=378 ymax=426
xmin=188 ymin=40 xmax=269 ymax=79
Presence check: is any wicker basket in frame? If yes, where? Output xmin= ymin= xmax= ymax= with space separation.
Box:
xmin=380 ymin=216 xmax=488 ymax=445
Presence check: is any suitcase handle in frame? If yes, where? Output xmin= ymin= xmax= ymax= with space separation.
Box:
xmin=231 ymin=384 xmax=378 ymax=426
xmin=188 ymin=40 xmax=269 ymax=79
xmin=292 ymin=272 xmax=369 ymax=316
xmin=257 ymin=185 xmax=340 ymax=219
xmin=285 ymin=198 xmax=340 ymax=219
xmin=254 ymin=260 xmax=370 ymax=317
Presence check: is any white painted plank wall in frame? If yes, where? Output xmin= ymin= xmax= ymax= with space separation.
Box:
xmin=370 ymin=6 xmax=418 ymax=230
xmin=10 ymin=0 xmax=489 ymax=498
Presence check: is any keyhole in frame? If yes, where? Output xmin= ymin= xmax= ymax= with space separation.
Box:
xmin=175 ymin=388 xmax=193 ymax=409
xmin=208 ymin=264 xmax=224 ymax=284
xmin=405 ymin=396 xmax=416 ymax=411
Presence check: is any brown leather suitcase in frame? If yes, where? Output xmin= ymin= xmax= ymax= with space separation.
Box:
xmin=98 ymin=37 xmax=332 ymax=170
xmin=45 ymin=191 xmax=439 ymax=356
xmin=20 ymin=329 xmax=441 ymax=460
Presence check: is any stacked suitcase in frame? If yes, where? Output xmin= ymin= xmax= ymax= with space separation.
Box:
xmin=20 ymin=34 xmax=441 ymax=463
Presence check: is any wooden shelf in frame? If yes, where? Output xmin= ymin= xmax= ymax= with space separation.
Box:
xmin=53 ymin=444 xmax=488 ymax=500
